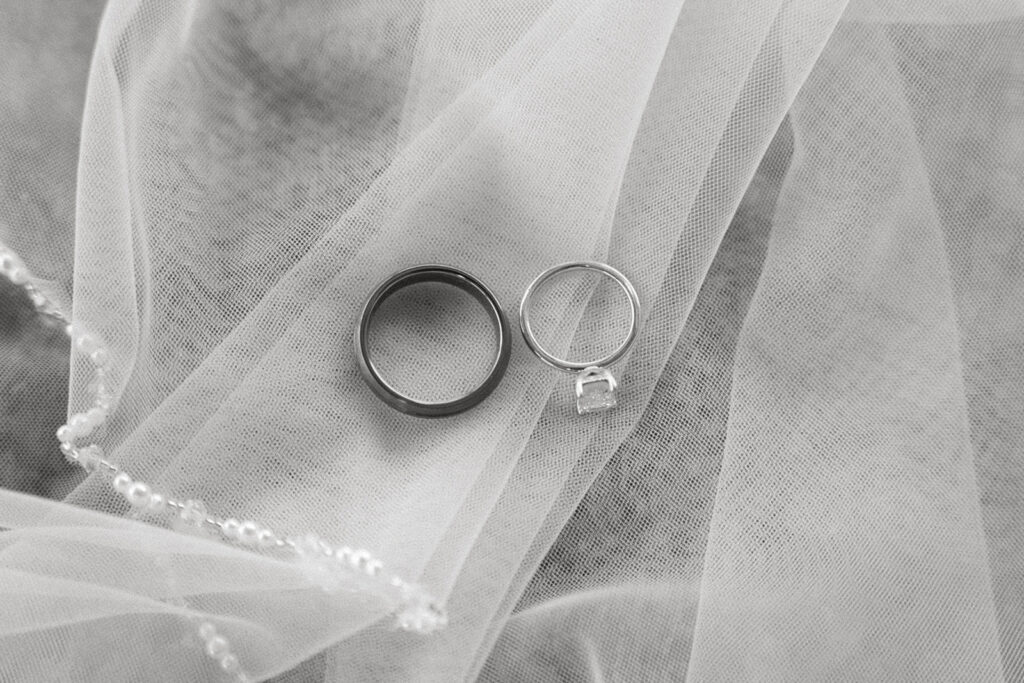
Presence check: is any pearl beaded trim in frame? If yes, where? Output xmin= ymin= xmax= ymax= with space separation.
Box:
xmin=0 ymin=244 xmax=448 ymax=680
xmin=197 ymin=620 xmax=253 ymax=683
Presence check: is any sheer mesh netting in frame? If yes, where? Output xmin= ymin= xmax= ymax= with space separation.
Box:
xmin=1 ymin=0 xmax=1023 ymax=680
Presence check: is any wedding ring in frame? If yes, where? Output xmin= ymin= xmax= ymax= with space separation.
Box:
xmin=519 ymin=261 xmax=640 ymax=414
xmin=355 ymin=265 xmax=511 ymax=417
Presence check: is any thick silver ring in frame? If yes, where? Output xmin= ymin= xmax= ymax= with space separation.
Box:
xmin=519 ymin=261 xmax=640 ymax=372
xmin=354 ymin=265 xmax=511 ymax=418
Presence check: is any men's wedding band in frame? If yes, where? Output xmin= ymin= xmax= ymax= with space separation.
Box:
xmin=354 ymin=265 xmax=511 ymax=417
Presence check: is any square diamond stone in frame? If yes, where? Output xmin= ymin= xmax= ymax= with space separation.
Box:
xmin=576 ymin=377 xmax=617 ymax=414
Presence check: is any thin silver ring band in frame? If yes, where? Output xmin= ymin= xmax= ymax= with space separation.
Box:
xmin=519 ymin=261 xmax=640 ymax=373
xmin=354 ymin=265 xmax=511 ymax=417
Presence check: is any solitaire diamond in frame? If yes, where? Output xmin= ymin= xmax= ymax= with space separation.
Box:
xmin=575 ymin=367 xmax=618 ymax=415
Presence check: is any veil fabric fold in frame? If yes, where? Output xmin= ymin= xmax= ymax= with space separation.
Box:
xmin=1 ymin=0 xmax=1022 ymax=680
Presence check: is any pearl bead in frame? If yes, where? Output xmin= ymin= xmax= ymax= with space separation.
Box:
xmin=0 ymin=253 xmax=14 ymax=272
xmin=198 ymin=622 xmax=217 ymax=641
xmin=56 ymin=425 xmax=74 ymax=444
xmin=238 ymin=521 xmax=259 ymax=546
xmin=349 ymin=549 xmax=371 ymax=570
xmin=221 ymin=519 xmax=241 ymax=540
xmin=364 ymin=559 xmax=383 ymax=576
xmin=205 ymin=635 xmax=229 ymax=658
xmin=8 ymin=267 xmax=27 ymax=285
xmin=147 ymin=493 xmax=166 ymax=513
xmin=257 ymin=529 xmax=277 ymax=548
xmin=219 ymin=654 xmax=239 ymax=673
xmin=30 ymin=291 xmax=46 ymax=307
xmin=74 ymin=333 xmax=100 ymax=355
xmin=77 ymin=445 xmax=104 ymax=471
xmin=112 ymin=473 xmax=132 ymax=493
xmin=68 ymin=413 xmax=92 ymax=436
xmin=181 ymin=499 xmax=208 ymax=526
xmin=90 ymin=347 xmax=110 ymax=367
xmin=127 ymin=482 xmax=151 ymax=507
xmin=296 ymin=533 xmax=321 ymax=555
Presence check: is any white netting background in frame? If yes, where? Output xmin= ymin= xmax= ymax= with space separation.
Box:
xmin=1 ymin=0 xmax=1022 ymax=680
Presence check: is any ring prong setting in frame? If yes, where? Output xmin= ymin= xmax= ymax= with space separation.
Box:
xmin=575 ymin=366 xmax=618 ymax=415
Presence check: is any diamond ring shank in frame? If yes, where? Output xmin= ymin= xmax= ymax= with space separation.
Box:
xmin=518 ymin=262 xmax=640 ymax=415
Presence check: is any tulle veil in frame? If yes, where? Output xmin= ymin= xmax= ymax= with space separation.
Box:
xmin=1 ymin=0 xmax=1023 ymax=680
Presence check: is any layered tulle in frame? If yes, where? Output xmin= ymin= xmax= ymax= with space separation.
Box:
xmin=1 ymin=1 xmax=1022 ymax=680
